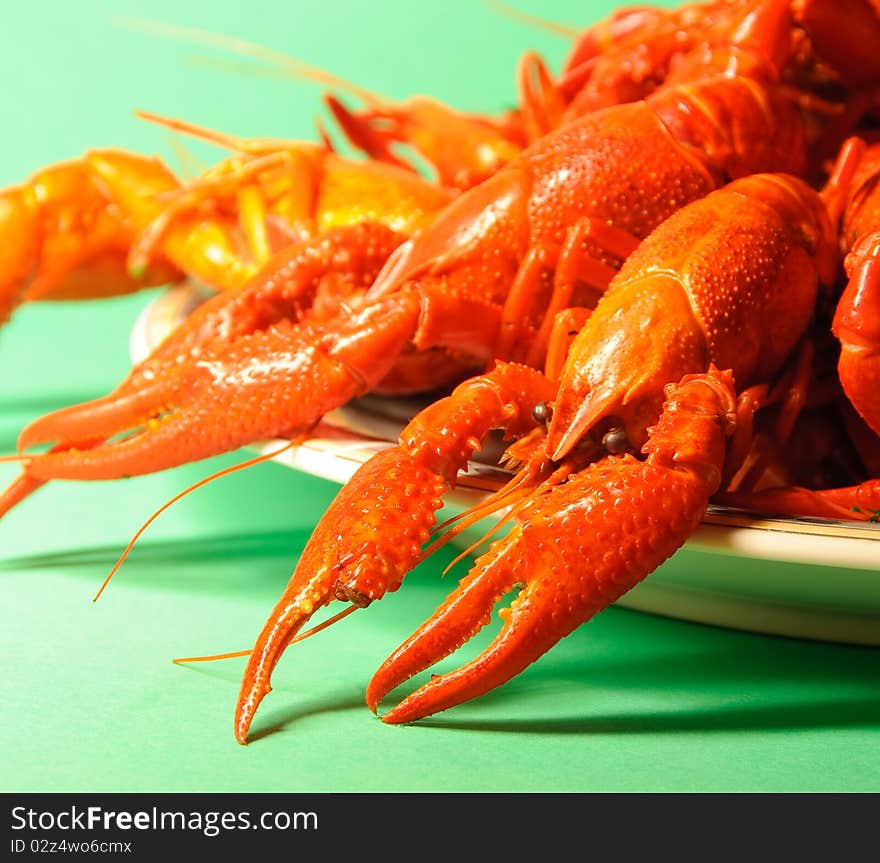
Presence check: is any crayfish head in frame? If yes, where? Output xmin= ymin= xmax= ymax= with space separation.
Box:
xmin=546 ymin=273 xmax=709 ymax=462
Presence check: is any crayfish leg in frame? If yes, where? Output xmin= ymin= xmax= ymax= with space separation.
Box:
xmin=716 ymin=481 xmax=880 ymax=522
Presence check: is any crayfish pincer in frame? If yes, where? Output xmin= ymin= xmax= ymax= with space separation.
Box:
xmin=366 ymin=369 xmax=738 ymax=724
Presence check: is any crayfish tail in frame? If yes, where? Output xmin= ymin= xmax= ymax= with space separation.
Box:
xmin=727 ymin=0 xmax=793 ymax=79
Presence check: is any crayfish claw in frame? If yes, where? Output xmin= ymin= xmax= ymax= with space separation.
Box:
xmin=234 ymin=573 xmax=336 ymax=745
xmin=367 ymin=546 xmax=562 ymax=724
xmin=234 ymin=446 xmax=448 ymax=744
xmin=369 ymin=369 xmax=737 ymax=724
xmin=234 ymin=363 xmax=556 ymax=741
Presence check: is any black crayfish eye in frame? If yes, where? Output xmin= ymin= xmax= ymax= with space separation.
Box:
xmin=532 ymin=400 xmax=553 ymax=425
xmin=601 ymin=426 xmax=630 ymax=454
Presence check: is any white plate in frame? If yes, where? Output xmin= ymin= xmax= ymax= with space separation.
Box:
xmin=131 ymin=284 xmax=880 ymax=646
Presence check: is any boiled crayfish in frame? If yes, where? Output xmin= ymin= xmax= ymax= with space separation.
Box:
xmin=0 ymin=0 xmax=878 ymax=742
xmin=716 ymin=137 xmax=880 ymax=519
xmin=233 ymin=144 xmax=864 ymax=736
xmin=1 ymin=0 xmax=808 ymax=506
xmin=0 ymin=116 xmax=455 ymax=324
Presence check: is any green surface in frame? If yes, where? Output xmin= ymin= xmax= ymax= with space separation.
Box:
xmin=1 ymin=1 xmax=879 ymax=793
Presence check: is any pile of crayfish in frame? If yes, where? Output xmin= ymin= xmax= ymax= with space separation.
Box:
xmin=2 ymin=0 xmax=879 ymax=742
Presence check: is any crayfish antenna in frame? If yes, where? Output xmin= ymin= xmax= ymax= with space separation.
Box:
xmin=134 ymin=110 xmax=325 ymax=158
xmin=481 ymin=0 xmax=578 ymax=38
xmin=94 ymin=440 xmax=298 ymax=602
xmin=174 ymin=606 xmax=358 ymax=665
xmin=174 ymin=649 xmax=251 ymax=665
xmin=424 ymin=441 xmax=593 ymax=573
xmin=166 ymin=131 xmax=206 ymax=180
xmin=434 ymin=457 xmax=587 ymax=579
xmin=117 ymin=18 xmax=385 ymax=107
xmin=427 ymin=439 xmax=551 ymax=544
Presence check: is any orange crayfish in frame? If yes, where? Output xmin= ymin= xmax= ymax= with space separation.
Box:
xmin=0 ymin=0 xmax=877 ymax=745
xmin=0 ymin=0 xmax=808 ymax=520
xmin=716 ymin=137 xmax=880 ymax=520
xmin=0 ymin=116 xmax=453 ymax=326
xmin=233 ymin=133 xmax=864 ymax=736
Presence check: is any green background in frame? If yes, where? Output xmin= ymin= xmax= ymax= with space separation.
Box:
xmin=1 ymin=0 xmax=878 ymax=792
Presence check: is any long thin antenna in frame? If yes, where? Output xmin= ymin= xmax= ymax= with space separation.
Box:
xmin=94 ymin=439 xmax=299 ymax=602
xmin=115 ymin=17 xmax=386 ymax=106
xmin=173 ymin=649 xmax=251 ymax=664
xmin=482 ymin=0 xmax=578 ymax=38
xmin=167 ymin=131 xmax=207 ymax=179
xmin=0 ymin=454 xmax=32 ymax=464
xmin=172 ymin=605 xmax=359 ymax=664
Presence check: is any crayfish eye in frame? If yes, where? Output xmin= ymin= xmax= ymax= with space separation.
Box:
xmin=601 ymin=426 xmax=630 ymax=454
xmin=532 ymin=401 xmax=553 ymax=424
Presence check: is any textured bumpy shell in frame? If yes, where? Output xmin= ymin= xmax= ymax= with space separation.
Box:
xmin=547 ymin=173 xmax=829 ymax=459
xmin=367 ymin=370 xmax=736 ymax=724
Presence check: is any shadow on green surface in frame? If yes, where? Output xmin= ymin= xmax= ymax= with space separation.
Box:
xmin=248 ymin=693 xmax=368 ymax=743
xmin=415 ymin=695 xmax=880 ymax=735
xmin=0 ymin=530 xmax=314 ymax=595
xmin=171 ymin=639 xmax=370 ymax=740
xmin=218 ymin=631 xmax=880 ymax=741
xmin=0 ymin=528 xmax=466 ymax=601
xmin=7 ymin=531 xmax=879 ymax=742
xmin=366 ymin=618 xmax=880 ymax=736
xmin=0 ymin=529 xmax=309 ymax=569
